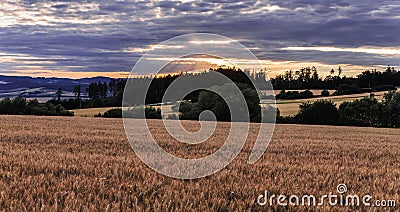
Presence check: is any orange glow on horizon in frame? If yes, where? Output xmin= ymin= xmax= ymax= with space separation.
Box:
xmin=1 ymin=58 xmax=391 ymax=79
xmin=2 ymin=70 xmax=130 ymax=79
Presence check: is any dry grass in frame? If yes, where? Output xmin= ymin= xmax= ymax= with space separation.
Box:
xmin=70 ymin=107 xmax=116 ymax=117
xmin=268 ymin=91 xmax=389 ymax=116
xmin=0 ymin=116 xmax=399 ymax=211
xmin=70 ymin=91 xmax=389 ymax=117
xmin=71 ymin=105 xmax=176 ymax=117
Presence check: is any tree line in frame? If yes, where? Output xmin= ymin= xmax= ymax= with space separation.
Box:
xmin=115 ymin=90 xmax=400 ymax=128
xmin=4 ymin=65 xmax=399 ymax=126
xmin=0 ymin=97 xmax=73 ymax=116
xmin=52 ymin=79 xmax=126 ymax=110
xmin=55 ymin=66 xmax=398 ymax=110
xmin=271 ymin=66 xmax=399 ymax=90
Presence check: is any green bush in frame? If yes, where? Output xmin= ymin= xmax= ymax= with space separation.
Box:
xmin=321 ymin=89 xmax=330 ymax=97
xmin=177 ymin=83 xmax=262 ymax=122
xmin=372 ymin=85 xmax=397 ymax=92
xmin=102 ymin=108 xmax=122 ymax=118
xmin=119 ymin=106 xmax=162 ymax=119
xmin=262 ymin=106 xmax=279 ymax=123
xmin=0 ymin=97 xmax=73 ymax=116
xmin=0 ymin=98 xmax=12 ymax=114
xmin=94 ymin=112 xmax=102 ymax=117
xmin=339 ymin=97 xmax=383 ymax=127
xmin=276 ymin=90 xmax=314 ymax=99
xmin=381 ymin=92 xmax=400 ymax=128
xmin=295 ymin=100 xmax=339 ymax=125
xmin=335 ymin=84 xmax=361 ymax=95
xmin=145 ymin=107 xmax=162 ymax=119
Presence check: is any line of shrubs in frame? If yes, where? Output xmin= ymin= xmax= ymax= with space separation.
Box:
xmin=333 ymin=84 xmax=397 ymax=95
xmin=103 ymin=92 xmax=400 ymax=128
xmin=276 ymin=84 xmax=397 ymax=100
xmin=0 ymin=97 xmax=73 ymax=116
xmin=172 ymin=83 xmax=262 ymax=122
xmin=276 ymin=90 xmax=314 ymax=99
xmin=96 ymin=107 xmax=162 ymax=119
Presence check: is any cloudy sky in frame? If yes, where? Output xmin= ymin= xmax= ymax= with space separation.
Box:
xmin=0 ymin=0 xmax=399 ymax=78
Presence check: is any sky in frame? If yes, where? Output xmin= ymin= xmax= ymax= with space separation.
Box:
xmin=0 ymin=0 xmax=399 ymax=79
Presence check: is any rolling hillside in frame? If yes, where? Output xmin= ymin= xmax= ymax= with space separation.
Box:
xmin=0 ymin=75 xmax=113 ymax=100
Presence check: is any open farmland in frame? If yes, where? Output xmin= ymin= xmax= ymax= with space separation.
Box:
xmin=70 ymin=104 xmax=175 ymax=117
xmin=265 ymin=90 xmax=389 ymax=116
xmin=0 ymin=116 xmax=399 ymax=211
xmin=70 ymin=107 xmax=116 ymax=117
xmin=71 ymin=91 xmax=392 ymax=117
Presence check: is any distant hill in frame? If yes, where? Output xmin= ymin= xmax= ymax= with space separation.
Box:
xmin=0 ymin=75 xmax=114 ymax=100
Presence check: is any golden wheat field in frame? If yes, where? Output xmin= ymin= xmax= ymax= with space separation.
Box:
xmin=0 ymin=115 xmax=399 ymax=211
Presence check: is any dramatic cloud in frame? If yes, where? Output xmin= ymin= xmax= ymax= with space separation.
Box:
xmin=0 ymin=0 xmax=399 ymax=78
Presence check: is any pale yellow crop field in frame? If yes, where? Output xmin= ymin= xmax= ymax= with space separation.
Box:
xmin=70 ymin=91 xmax=390 ymax=117
xmin=265 ymin=91 xmax=389 ymax=116
xmin=71 ymin=105 xmax=175 ymax=117
xmin=0 ymin=115 xmax=399 ymax=211
xmin=70 ymin=107 xmax=117 ymax=117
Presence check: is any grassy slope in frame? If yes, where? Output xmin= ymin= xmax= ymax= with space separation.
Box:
xmin=70 ymin=107 xmax=116 ymax=117
xmin=265 ymin=90 xmax=388 ymax=116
